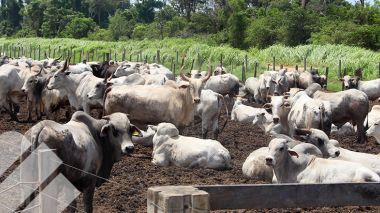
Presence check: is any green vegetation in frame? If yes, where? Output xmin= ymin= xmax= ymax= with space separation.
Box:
xmin=0 ymin=0 xmax=379 ymax=51
xmin=1 ymin=37 xmax=379 ymax=91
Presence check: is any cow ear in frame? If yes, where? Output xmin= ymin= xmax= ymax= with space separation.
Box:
xmin=288 ymin=149 xmax=299 ymax=158
xmin=65 ymin=72 xmax=71 ymax=75
xmin=148 ymin=125 xmax=158 ymax=132
xmin=100 ymin=123 xmax=112 ymax=137
xmin=106 ymin=82 xmax=114 ymax=87
xmin=130 ymin=124 xmax=143 ymax=137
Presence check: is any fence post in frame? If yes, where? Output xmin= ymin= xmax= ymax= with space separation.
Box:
xmin=91 ymin=50 xmax=94 ymax=61
xmin=342 ymin=67 xmax=347 ymax=91
xmin=48 ymin=45 xmax=51 ymax=58
xmin=242 ymin=63 xmax=246 ymax=82
xmin=79 ymin=50 xmax=82 ymax=63
xmin=273 ymin=56 xmax=275 ymax=70
xmin=38 ymin=45 xmax=41 ymax=60
xmin=304 ymin=57 xmax=307 ymax=71
xmin=254 ymin=62 xmax=258 ymax=78
xmin=190 ymin=59 xmax=195 ymax=71
xmin=245 ymin=55 xmax=248 ymax=75
xmin=176 ymin=51 xmax=179 ymax=64
xmin=122 ymin=48 xmax=126 ymax=61
xmin=220 ymin=54 xmax=223 ymax=67
xmin=173 ymin=63 xmax=176 ymax=77
xmin=21 ymin=46 xmax=23 ymax=57
xmin=147 ymin=186 xmax=209 ymax=213
xmin=73 ymin=50 xmax=76 ymax=64
xmin=86 ymin=52 xmax=89 ymax=62
xmin=267 ymin=64 xmax=270 ymax=71
xmin=129 ymin=54 xmax=132 ymax=62
xmin=325 ymin=67 xmax=329 ymax=89
xmin=338 ymin=59 xmax=342 ymax=78
xmin=157 ymin=50 xmax=160 ymax=63
xmin=58 ymin=46 xmax=61 ymax=58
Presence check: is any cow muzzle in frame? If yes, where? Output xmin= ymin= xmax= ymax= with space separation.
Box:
xmin=122 ymin=145 xmax=134 ymax=155
xmin=265 ymin=157 xmax=274 ymax=166
xmin=194 ymin=98 xmax=200 ymax=103
xmin=273 ymin=117 xmax=280 ymax=124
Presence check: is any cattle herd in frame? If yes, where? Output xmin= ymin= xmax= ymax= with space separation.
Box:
xmin=0 ymin=55 xmax=380 ymax=212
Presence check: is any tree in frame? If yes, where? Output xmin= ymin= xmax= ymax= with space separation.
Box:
xmin=108 ymin=8 xmax=138 ymax=40
xmin=60 ymin=17 xmax=96 ymax=38
xmin=171 ymin=0 xmax=206 ymax=20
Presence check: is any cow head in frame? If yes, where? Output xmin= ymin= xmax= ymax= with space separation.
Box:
xmin=213 ymin=66 xmax=227 ymax=76
xmin=87 ymin=74 xmax=112 ymax=100
xmin=21 ymin=67 xmax=44 ymax=94
xmin=100 ymin=113 xmax=143 ymax=159
xmin=340 ymin=75 xmax=357 ymax=90
xmin=252 ymin=112 xmax=267 ymax=131
xmin=43 ymin=55 xmax=62 ymax=69
xmin=47 ymin=57 xmax=70 ymax=90
xmin=180 ymin=63 xmax=212 ymax=104
xmin=265 ymin=138 xmax=298 ymax=167
xmin=274 ymin=69 xmax=288 ymax=95
xmin=366 ymin=122 xmax=380 ymax=140
xmin=294 ymin=128 xmax=340 ymax=158
xmin=263 ymin=96 xmax=291 ymax=124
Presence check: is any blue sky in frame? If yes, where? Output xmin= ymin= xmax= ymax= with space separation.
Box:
xmin=347 ymin=0 xmax=375 ymax=4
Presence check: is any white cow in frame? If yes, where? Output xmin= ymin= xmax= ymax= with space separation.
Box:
xmin=242 ymin=147 xmax=273 ymax=182
xmin=231 ymin=97 xmax=270 ymax=123
xmin=342 ymin=75 xmax=380 ymax=101
xmin=330 ymin=139 xmax=380 ymax=176
xmin=366 ymin=122 xmax=380 ymax=144
xmin=195 ymin=89 xmax=228 ymax=139
xmin=47 ymin=59 xmax=104 ymax=113
xmin=364 ymin=105 xmax=380 ymax=128
xmin=151 ymin=123 xmax=231 ymax=169
xmin=132 ymin=125 xmax=156 ymax=147
xmin=265 ymin=139 xmax=380 ymax=183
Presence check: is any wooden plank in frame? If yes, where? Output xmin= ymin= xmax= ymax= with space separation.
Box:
xmin=197 ymin=183 xmax=380 ymax=210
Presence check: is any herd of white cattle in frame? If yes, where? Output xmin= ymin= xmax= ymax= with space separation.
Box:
xmin=1 ymin=55 xmax=380 ymax=212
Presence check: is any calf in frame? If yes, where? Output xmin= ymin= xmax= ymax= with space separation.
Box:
xmin=151 ymin=123 xmax=231 ymax=169
xmin=265 ymin=139 xmax=380 ymax=183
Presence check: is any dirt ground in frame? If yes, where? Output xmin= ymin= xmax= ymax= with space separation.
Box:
xmin=0 ymin=101 xmax=379 ymax=213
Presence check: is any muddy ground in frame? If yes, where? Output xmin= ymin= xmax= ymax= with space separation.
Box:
xmin=0 ymin=101 xmax=379 ymax=213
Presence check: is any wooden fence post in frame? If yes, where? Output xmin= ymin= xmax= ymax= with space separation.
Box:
xmin=190 ymin=59 xmax=195 ymax=71
xmin=129 ymin=54 xmax=132 ymax=62
xmin=245 ymin=55 xmax=248 ymax=76
xmin=220 ymin=54 xmax=223 ymax=67
xmin=139 ymin=51 xmax=142 ymax=63
xmin=242 ymin=63 xmax=246 ymax=82
xmin=342 ymin=67 xmax=347 ymax=91
xmin=173 ymin=63 xmax=176 ymax=77
xmin=157 ymin=50 xmax=161 ymax=63
xmin=147 ymin=186 xmax=209 ymax=213
xmin=254 ymin=62 xmax=258 ymax=78
xmin=176 ymin=51 xmax=179 ymax=64
xmin=79 ymin=50 xmax=82 ymax=63
xmin=338 ymin=59 xmax=342 ymax=78
xmin=38 ymin=45 xmax=41 ymax=60
xmin=48 ymin=45 xmax=51 ymax=58
xmin=122 ymin=48 xmax=126 ymax=61
xmin=86 ymin=52 xmax=89 ymax=62
xmin=304 ymin=56 xmax=307 ymax=71
xmin=272 ymin=56 xmax=275 ymax=70
xmin=325 ymin=67 xmax=329 ymax=89
xmin=73 ymin=50 xmax=76 ymax=64
xmin=267 ymin=64 xmax=270 ymax=71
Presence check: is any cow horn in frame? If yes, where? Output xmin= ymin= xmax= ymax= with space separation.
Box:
xmin=263 ymin=103 xmax=272 ymax=109
xmin=294 ymin=128 xmax=312 ymax=136
xmin=179 ymin=64 xmax=190 ymax=82
xmin=107 ymin=70 xmax=114 ymax=82
xmin=55 ymin=55 xmax=62 ymax=61
xmin=60 ymin=56 xmax=70 ymax=72
xmin=202 ymin=61 xmax=212 ymax=82
xmin=35 ymin=67 xmax=44 ymax=76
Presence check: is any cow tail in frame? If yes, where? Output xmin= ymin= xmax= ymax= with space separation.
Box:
xmin=102 ymin=86 xmax=113 ymax=116
xmin=217 ymin=94 xmax=229 ymax=133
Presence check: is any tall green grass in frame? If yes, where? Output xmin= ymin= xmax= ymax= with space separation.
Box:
xmin=0 ymin=37 xmax=379 ymax=91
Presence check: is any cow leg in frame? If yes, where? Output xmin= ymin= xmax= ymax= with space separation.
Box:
xmin=83 ymin=184 xmax=95 ymax=213
xmin=201 ymin=120 xmax=208 ymax=139
xmin=26 ymin=100 xmax=32 ymax=122
xmin=66 ymin=199 xmax=77 ymax=213
xmin=65 ymin=108 xmax=72 ymax=121
xmin=212 ymin=120 xmax=219 ymax=140
xmin=357 ymin=123 xmax=366 ymax=144
xmin=97 ymin=108 xmax=103 ymax=119
xmin=2 ymin=100 xmax=18 ymax=122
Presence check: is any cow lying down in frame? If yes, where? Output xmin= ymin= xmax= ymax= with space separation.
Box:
xmin=265 ymin=139 xmax=380 ymax=183
xmin=242 ymin=128 xmax=340 ymax=182
xmin=151 ymin=123 xmax=231 ymax=169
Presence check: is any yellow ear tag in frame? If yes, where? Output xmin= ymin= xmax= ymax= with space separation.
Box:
xmin=132 ymin=130 xmax=141 ymax=137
